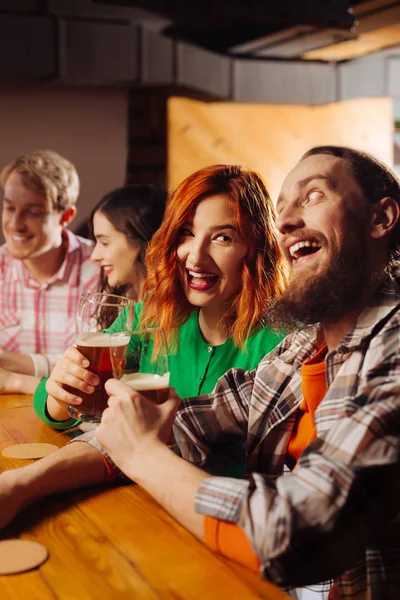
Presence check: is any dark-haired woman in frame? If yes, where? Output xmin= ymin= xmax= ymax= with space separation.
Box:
xmin=88 ymin=184 xmax=167 ymax=327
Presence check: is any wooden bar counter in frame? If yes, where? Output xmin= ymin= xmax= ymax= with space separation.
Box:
xmin=0 ymin=394 xmax=289 ymax=600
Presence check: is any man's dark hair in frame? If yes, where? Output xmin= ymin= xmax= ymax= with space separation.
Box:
xmin=302 ymin=146 xmax=400 ymax=261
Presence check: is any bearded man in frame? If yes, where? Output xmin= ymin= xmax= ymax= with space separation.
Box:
xmin=1 ymin=146 xmax=399 ymax=600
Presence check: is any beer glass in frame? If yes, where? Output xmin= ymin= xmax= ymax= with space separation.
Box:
xmin=110 ymin=327 xmax=170 ymax=405
xmin=67 ymin=292 xmax=134 ymax=423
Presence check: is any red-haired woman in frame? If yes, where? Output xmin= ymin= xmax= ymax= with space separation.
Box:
xmin=33 ymin=165 xmax=287 ymax=430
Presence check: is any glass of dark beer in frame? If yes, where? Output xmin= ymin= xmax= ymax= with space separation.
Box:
xmin=110 ymin=327 xmax=170 ymax=405
xmin=67 ymin=292 xmax=134 ymax=423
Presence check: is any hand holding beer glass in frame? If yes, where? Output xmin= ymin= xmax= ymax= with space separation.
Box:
xmin=66 ymin=292 xmax=134 ymax=423
xmin=110 ymin=327 xmax=170 ymax=404
xmin=109 ymin=326 xmax=174 ymax=446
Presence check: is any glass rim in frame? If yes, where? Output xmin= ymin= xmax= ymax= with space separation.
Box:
xmin=109 ymin=326 xmax=165 ymax=337
xmin=80 ymin=291 xmax=135 ymax=308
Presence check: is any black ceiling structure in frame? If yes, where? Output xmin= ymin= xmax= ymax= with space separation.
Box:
xmin=95 ymin=0 xmax=363 ymax=55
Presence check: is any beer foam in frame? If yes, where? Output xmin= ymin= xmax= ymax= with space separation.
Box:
xmin=120 ymin=372 xmax=170 ymax=390
xmin=77 ymin=332 xmax=128 ymax=348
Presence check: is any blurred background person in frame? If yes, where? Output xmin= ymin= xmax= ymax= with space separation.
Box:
xmin=89 ymin=184 xmax=168 ymax=327
xmin=0 ymin=149 xmax=100 ymax=393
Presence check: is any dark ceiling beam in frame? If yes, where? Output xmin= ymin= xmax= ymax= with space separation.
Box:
xmin=164 ymin=23 xmax=280 ymax=54
xmin=94 ymin=0 xmax=356 ymax=30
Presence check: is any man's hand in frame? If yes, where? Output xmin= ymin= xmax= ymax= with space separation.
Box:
xmin=0 ymin=366 xmax=39 ymax=395
xmin=96 ymin=379 xmax=181 ymax=483
xmin=0 ymin=366 xmax=20 ymax=394
xmin=97 ymin=379 xmax=206 ymax=539
xmin=0 ymin=351 xmax=35 ymax=376
xmin=0 ymin=469 xmax=26 ymax=529
xmin=0 ymin=443 xmax=111 ymax=531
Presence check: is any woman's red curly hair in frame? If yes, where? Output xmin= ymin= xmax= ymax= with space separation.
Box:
xmin=140 ymin=164 xmax=287 ymax=350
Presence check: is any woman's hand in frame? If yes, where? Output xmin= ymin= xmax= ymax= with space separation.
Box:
xmin=45 ymin=346 xmax=99 ymax=421
xmin=96 ymin=378 xmax=181 ymax=482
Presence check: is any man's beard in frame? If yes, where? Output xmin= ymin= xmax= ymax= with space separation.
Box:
xmin=269 ymin=223 xmax=372 ymax=332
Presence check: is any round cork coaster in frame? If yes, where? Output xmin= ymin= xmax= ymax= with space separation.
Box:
xmin=0 ymin=539 xmax=48 ymax=575
xmin=2 ymin=443 xmax=59 ymax=459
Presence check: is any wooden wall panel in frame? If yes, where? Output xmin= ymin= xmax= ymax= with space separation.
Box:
xmin=126 ymin=88 xmax=168 ymax=189
xmin=0 ymin=87 xmax=127 ymax=243
xmin=168 ymin=97 xmax=393 ymax=201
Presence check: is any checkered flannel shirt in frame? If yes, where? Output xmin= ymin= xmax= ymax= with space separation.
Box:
xmin=0 ymin=229 xmax=100 ymax=376
xmin=175 ymin=277 xmax=400 ymax=599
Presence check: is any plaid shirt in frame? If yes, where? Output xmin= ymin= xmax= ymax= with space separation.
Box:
xmin=174 ymin=277 xmax=400 ymax=599
xmin=0 ymin=229 xmax=100 ymax=376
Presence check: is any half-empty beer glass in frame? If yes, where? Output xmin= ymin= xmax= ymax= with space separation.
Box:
xmin=110 ymin=327 xmax=170 ymax=405
xmin=67 ymin=292 xmax=134 ymax=423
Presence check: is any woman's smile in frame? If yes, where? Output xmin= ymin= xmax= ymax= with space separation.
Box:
xmin=186 ymin=268 xmax=219 ymax=291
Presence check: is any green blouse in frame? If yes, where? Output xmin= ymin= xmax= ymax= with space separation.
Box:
xmin=33 ymin=303 xmax=284 ymax=430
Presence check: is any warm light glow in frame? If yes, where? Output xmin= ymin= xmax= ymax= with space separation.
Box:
xmin=168 ymin=96 xmax=393 ymax=203
xmin=303 ymin=24 xmax=400 ymax=61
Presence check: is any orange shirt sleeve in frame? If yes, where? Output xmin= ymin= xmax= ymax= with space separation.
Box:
xmin=98 ymin=452 xmax=118 ymax=482
xmin=204 ymin=516 xmax=260 ymax=573
xmin=203 ymin=347 xmax=328 ymax=577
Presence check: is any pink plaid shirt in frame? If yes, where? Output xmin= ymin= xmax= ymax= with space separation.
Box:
xmin=0 ymin=229 xmax=100 ymax=377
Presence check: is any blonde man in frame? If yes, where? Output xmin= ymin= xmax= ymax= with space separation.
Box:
xmin=0 ymin=150 xmax=100 ymax=393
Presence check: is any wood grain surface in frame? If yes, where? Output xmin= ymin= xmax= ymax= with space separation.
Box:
xmin=168 ymin=96 xmax=392 ymax=202
xmin=0 ymin=395 xmax=289 ymax=600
